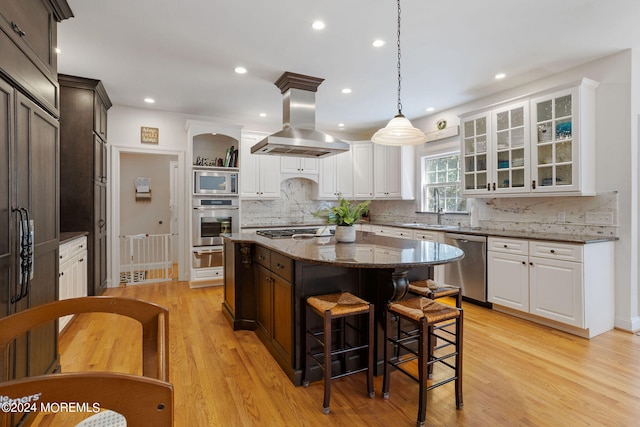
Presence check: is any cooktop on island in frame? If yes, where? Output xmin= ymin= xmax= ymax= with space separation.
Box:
xmin=256 ymin=228 xmax=333 ymax=238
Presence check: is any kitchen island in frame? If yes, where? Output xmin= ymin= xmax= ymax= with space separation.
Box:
xmin=222 ymin=231 xmax=463 ymax=385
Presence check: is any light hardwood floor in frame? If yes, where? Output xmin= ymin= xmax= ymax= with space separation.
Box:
xmin=37 ymin=280 xmax=640 ymax=426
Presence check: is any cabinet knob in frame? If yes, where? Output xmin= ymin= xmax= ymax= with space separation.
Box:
xmin=529 ymin=262 xmax=534 ymax=266
xmin=59 ymin=272 xmax=64 ymax=277
xmin=79 ymin=258 xmax=84 ymax=262
xmin=503 ymin=244 xmax=508 ymax=248
xmin=550 ymin=249 xmax=556 ymax=254
xmin=522 ymin=261 xmax=526 ymax=265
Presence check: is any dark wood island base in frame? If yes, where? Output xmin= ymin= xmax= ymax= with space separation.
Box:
xmin=222 ymin=232 xmax=463 ymax=386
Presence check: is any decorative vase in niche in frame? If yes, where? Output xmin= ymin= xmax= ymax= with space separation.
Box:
xmin=334 ymin=225 xmax=356 ymax=243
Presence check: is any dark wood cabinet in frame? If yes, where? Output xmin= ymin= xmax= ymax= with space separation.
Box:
xmin=59 ymin=75 xmax=111 ymax=296
xmin=0 ymin=1 xmax=70 ymax=425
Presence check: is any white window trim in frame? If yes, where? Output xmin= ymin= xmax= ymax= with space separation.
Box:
xmin=419 ymin=151 xmax=467 ymax=213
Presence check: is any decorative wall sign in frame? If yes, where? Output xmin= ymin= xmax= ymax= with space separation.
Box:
xmin=141 ymin=126 xmax=159 ymax=144
xmin=425 ymin=125 xmax=459 ymax=143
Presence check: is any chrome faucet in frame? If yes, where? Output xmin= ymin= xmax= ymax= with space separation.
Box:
xmin=433 ymin=188 xmax=443 ymax=225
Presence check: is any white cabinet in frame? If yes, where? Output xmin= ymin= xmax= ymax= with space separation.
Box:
xmin=487 ymin=236 xmax=614 ymax=338
xmin=59 ymin=236 xmax=88 ymax=332
xmin=461 ymin=78 xmax=598 ymax=197
xmin=352 ymin=142 xmax=374 ymax=199
xmin=240 ymin=132 xmax=281 ymax=199
xmin=317 ymin=149 xmax=353 ymax=199
xmin=280 ymin=156 xmax=318 ymax=178
xmin=373 ymin=144 xmax=415 ymax=199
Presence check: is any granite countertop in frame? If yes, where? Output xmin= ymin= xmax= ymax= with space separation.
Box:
xmin=60 ymin=231 xmax=89 ymax=244
xmin=241 ymin=221 xmax=616 ymax=244
xmin=223 ymin=231 xmax=464 ymax=268
xmin=384 ymin=222 xmax=618 ymax=244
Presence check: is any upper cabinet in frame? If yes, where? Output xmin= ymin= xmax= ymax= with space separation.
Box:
xmin=240 ymin=132 xmax=281 ymax=199
xmin=280 ymin=156 xmax=319 ymax=180
xmin=373 ymin=144 xmax=415 ymax=200
xmin=461 ymin=78 xmax=598 ymax=197
xmin=317 ymin=148 xmax=353 ymax=200
xmin=351 ymin=142 xmax=374 ymax=199
xmin=0 ymin=0 xmax=73 ymax=116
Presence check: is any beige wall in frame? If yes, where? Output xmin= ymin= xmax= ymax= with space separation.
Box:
xmin=120 ymin=152 xmax=177 ymax=235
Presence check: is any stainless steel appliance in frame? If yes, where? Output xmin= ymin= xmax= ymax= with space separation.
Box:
xmin=192 ymin=197 xmax=239 ymax=246
xmin=193 ymin=169 xmax=238 ymax=195
xmin=443 ymin=233 xmax=489 ymax=305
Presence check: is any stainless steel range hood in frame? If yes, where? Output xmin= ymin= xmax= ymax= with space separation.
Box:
xmin=251 ymin=72 xmax=350 ymax=158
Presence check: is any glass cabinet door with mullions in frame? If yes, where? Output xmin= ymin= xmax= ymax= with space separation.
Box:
xmin=462 ymin=112 xmax=490 ymax=195
xmin=530 ymin=88 xmax=578 ymax=192
xmin=492 ymin=101 xmax=530 ymax=193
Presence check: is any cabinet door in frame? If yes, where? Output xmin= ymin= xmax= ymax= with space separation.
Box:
xmin=300 ymin=157 xmax=318 ymax=174
xmin=239 ymin=134 xmax=261 ymax=197
xmin=352 ymin=143 xmax=373 ymax=199
xmin=385 ymin=146 xmax=402 ymax=198
xmin=272 ymin=275 xmax=292 ymax=363
xmin=255 ymin=265 xmax=272 ymax=336
xmin=93 ymin=183 xmax=107 ymax=295
xmin=373 ymin=144 xmax=388 ymax=198
xmin=529 ymin=257 xmax=584 ymax=327
xmin=317 ymin=155 xmax=337 ymax=199
xmin=0 ymin=79 xmax=12 ymax=321
xmin=335 ymin=149 xmax=353 ymax=198
xmin=461 ymin=112 xmax=490 ymax=196
xmin=93 ymin=135 xmax=107 ymax=183
xmin=487 ymin=251 xmax=528 ymax=311
xmin=94 ymin=96 xmax=108 ymax=140
xmin=16 ymin=92 xmax=59 ymax=377
xmin=258 ymin=155 xmax=281 ymax=198
xmin=491 ymin=101 xmax=530 ymax=193
xmin=530 ymin=87 xmax=579 ymax=193
xmin=280 ymin=157 xmax=300 ymax=174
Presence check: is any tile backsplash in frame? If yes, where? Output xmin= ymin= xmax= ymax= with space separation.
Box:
xmin=241 ymin=178 xmax=618 ymax=237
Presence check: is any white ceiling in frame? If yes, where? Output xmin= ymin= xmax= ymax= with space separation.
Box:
xmin=57 ymin=0 xmax=640 ymax=137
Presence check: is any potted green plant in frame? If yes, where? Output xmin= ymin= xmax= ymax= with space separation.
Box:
xmin=314 ymin=197 xmax=370 ymax=242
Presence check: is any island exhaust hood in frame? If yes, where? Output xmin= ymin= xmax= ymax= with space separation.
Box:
xmin=251 ymin=72 xmax=350 ymax=158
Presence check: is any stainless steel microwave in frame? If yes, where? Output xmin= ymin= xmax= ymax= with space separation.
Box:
xmin=193 ymin=170 xmax=238 ymax=195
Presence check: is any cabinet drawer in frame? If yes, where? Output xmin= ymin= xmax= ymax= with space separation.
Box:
xmin=0 ymin=0 xmax=55 ymax=72
xmin=390 ymin=228 xmax=413 ymax=239
xmin=254 ymin=245 xmax=270 ymax=268
xmin=488 ymin=237 xmax=528 ymax=255
xmin=529 ymin=240 xmax=583 ymax=262
xmin=371 ymin=226 xmax=394 ymax=236
xmin=59 ymin=236 xmax=87 ymax=263
xmin=414 ymin=231 xmax=441 ymax=242
xmin=271 ymin=252 xmax=293 ymax=282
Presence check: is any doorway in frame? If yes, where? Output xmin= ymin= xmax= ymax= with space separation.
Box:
xmin=111 ymin=147 xmax=185 ymax=287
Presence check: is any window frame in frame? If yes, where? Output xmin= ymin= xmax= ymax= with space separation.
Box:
xmin=419 ymin=151 xmax=467 ymax=213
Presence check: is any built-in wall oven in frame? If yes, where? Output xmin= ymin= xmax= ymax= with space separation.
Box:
xmin=192 ymin=197 xmax=239 ymax=278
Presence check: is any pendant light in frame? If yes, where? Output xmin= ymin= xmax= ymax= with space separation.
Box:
xmin=371 ymin=0 xmax=427 ymax=146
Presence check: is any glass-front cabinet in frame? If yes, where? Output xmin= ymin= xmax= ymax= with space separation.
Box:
xmin=462 ymin=112 xmax=489 ymax=195
xmin=461 ymin=78 xmax=598 ymax=197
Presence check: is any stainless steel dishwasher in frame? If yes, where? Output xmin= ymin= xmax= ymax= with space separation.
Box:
xmin=443 ymin=233 xmax=489 ymax=306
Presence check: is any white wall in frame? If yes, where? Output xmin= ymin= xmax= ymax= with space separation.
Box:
xmin=413 ymin=49 xmax=639 ymax=332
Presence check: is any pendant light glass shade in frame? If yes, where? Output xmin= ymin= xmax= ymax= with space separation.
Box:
xmin=371 ymin=114 xmax=426 ymax=146
xmin=372 ymin=0 xmax=426 ymax=146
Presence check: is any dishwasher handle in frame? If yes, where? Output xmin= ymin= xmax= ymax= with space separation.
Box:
xmin=444 ymin=233 xmax=487 ymax=243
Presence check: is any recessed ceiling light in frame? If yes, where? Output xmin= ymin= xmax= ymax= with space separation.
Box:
xmin=341 ymin=88 xmax=352 ymax=94
xmin=372 ymin=39 xmax=385 ymax=47
xmin=495 ymin=73 xmax=506 ymax=80
xmin=144 ymin=98 xmax=155 ymax=103
xmin=259 ymin=113 xmax=266 ymax=117
xmin=234 ymin=66 xmax=247 ymax=74
xmin=426 ymin=107 xmax=435 ymax=112
xmin=55 ymin=47 xmax=61 ymax=54
xmin=312 ymin=20 xmax=325 ymax=30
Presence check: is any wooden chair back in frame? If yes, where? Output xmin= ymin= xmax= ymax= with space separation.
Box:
xmin=0 ymin=372 xmax=173 ymax=427
xmin=0 ymin=296 xmax=172 ymax=426
xmin=0 ymin=296 xmax=169 ymax=383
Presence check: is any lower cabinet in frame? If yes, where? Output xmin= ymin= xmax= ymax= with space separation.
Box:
xmin=488 ymin=236 xmax=614 ymax=338
xmin=58 ymin=236 xmax=88 ymax=331
xmin=254 ymin=246 xmax=293 ymax=366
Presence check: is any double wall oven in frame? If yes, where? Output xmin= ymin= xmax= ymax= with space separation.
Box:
xmin=192 ymin=197 xmax=239 ymax=282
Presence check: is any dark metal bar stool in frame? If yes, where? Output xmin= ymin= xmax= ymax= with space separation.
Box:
xmin=383 ymin=297 xmax=463 ymax=427
xmin=409 ymin=279 xmax=462 ymax=308
xmin=303 ymin=292 xmax=375 ymax=414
